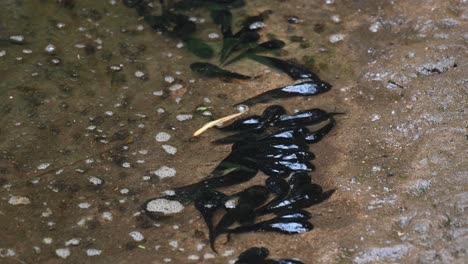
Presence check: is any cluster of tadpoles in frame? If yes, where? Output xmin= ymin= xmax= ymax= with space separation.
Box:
xmin=143 ymin=104 xmax=337 ymax=251
xmin=124 ymin=0 xmax=341 ymax=262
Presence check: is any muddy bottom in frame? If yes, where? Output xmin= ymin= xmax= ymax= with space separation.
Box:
xmin=0 ymin=0 xmax=466 ymax=263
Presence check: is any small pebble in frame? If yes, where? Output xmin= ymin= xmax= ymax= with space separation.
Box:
xmin=134 ymin=70 xmax=145 ymax=78
xmin=88 ymin=176 xmax=103 ymax=186
xmin=331 ymin=15 xmax=341 ymax=23
xmin=37 ymin=163 xmax=51 ymax=170
xmin=187 ymin=255 xmax=199 ymax=260
xmin=102 ymin=212 xmax=113 ymax=221
xmin=371 ymin=114 xmax=381 ymax=121
xmin=208 ymin=33 xmax=219 ymax=39
xmin=9 ymin=35 xmax=25 ymax=44
xmin=222 ymin=249 xmax=235 ymax=257
xmin=204 ymin=253 xmax=215 ymax=259
xmin=43 ymin=237 xmax=53 ymax=244
xmin=153 ymin=90 xmax=164 ymax=96
xmin=329 ymin=34 xmax=345 ymax=43
xmin=78 ymin=202 xmax=91 ymax=209
xmin=65 ymin=238 xmax=80 ymax=246
xmin=369 ymin=22 xmax=381 ymax=33
xmin=169 ymin=241 xmax=178 ymax=248
xmin=155 ymin=132 xmax=171 ymax=142
xmin=55 ymin=248 xmax=70 ymax=259
xmin=169 ymin=83 xmax=183 ymax=91
xmin=146 ymin=199 xmax=184 ymax=215
xmin=176 ymin=114 xmax=192 ymax=121
xmin=129 ymin=231 xmax=145 ymax=242
xmin=162 ymin=145 xmax=177 ymax=155
xmin=45 ymin=44 xmax=57 ymax=54
xmin=196 ymin=243 xmax=205 ymax=251
xmin=153 ymin=166 xmax=176 ymax=179
xmin=8 ymin=196 xmax=31 ymax=205
xmin=164 ymin=76 xmax=175 ymax=83
xmin=86 ymin=249 xmax=102 ymax=256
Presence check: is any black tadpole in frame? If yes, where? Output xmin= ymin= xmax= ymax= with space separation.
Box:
xmin=235 ymin=80 xmax=332 ymax=106
xmin=190 ymin=62 xmax=255 ymax=80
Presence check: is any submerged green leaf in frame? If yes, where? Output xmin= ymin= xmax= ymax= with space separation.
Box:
xmin=185 ymin=38 xmax=214 ymax=59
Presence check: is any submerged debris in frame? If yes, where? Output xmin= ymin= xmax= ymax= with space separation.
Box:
xmin=235 ymin=247 xmax=304 ymax=264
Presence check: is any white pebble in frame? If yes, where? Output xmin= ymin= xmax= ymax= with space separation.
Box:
xmin=153 ymin=90 xmax=164 ymax=96
xmin=176 ymin=114 xmax=192 ymax=121
xmin=329 ymin=34 xmax=346 ymax=43
xmin=45 ymin=44 xmax=56 ymax=53
xmin=169 ymin=240 xmax=179 ymax=248
xmin=120 ymin=188 xmax=130 ymax=194
xmin=8 ymin=196 xmax=31 ymax=205
xmin=204 ymin=253 xmax=215 ymax=259
xmin=65 ymin=238 xmax=80 ymax=246
xmin=196 ymin=243 xmax=205 ymax=251
xmin=43 ymin=237 xmax=53 ymax=244
xmin=10 ymin=35 xmax=25 ymax=43
xmin=164 ymin=258 xmax=172 ymax=262
xmin=122 ymin=162 xmax=131 ymax=168
xmin=153 ymin=166 xmax=176 ymax=179
xmin=78 ymin=202 xmax=91 ymax=209
xmin=0 ymin=248 xmax=15 ymax=257
xmin=146 ymin=199 xmax=185 ymax=215
xmin=105 ymin=111 xmax=113 ymax=116
xmin=208 ymin=33 xmax=220 ymax=39
xmin=165 ymin=76 xmax=175 ymax=83
xmin=162 ymin=145 xmax=177 ymax=155
xmin=55 ymin=248 xmax=70 ymax=259
xmin=134 ymin=71 xmax=145 ymax=78
xmin=86 ymin=248 xmax=102 ymax=256
xmin=331 ymin=15 xmax=341 ymax=23
xmin=169 ymin=83 xmax=183 ymax=91
xmin=371 ymin=114 xmax=381 ymax=121
xmin=155 ymin=132 xmax=171 ymax=142
xmin=188 ymin=255 xmax=199 ymax=260
xmin=129 ymin=231 xmax=145 ymax=242
xmin=162 ymin=190 xmax=175 ymax=196
xmin=369 ymin=22 xmax=381 ymax=33
xmin=225 ymin=199 xmax=237 ymax=209
xmin=37 ymin=163 xmax=50 ymax=170
xmin=222 ymin=249 xmax=235 ymax=256
xmin=0 ymin=50 xmax=6 ymax=57
xmin=88 ymin=176 xmax=102 ymax=186
xmin=102 ymin=212 xmax=113 ymax=221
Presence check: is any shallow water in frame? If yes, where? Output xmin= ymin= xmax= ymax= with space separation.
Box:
xmin=0 ymin=0 xmax=467 ymax=263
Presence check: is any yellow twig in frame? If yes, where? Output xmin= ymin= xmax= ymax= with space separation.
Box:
xmin=193 ymin=111 xmax=247 ymax=137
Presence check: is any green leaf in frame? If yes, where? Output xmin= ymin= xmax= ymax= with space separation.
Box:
xmin=185 ymin=38 xmax=214 ymax=59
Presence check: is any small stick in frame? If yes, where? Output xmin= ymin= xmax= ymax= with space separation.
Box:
xmin=193 ymin=111 xmax=248 ymax=137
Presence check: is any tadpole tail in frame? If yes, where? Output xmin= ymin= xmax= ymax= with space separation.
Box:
xmin=207 ymin=221 xmax=218 ymax=253
xmin=304 ymin=118 xmax=336 ymax=144
xmin=329 ymin=112 xmax=346 ymax=116
xmin=234 ymin=91 xmax=274 ymax=107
